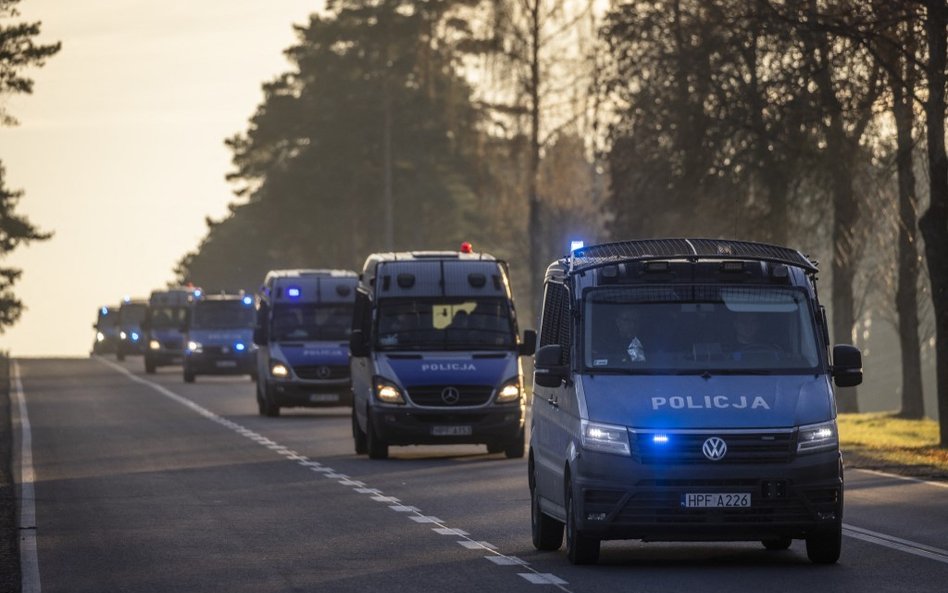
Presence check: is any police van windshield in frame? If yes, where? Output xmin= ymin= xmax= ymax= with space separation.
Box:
xmin=119 ymin=304 xmax=147 ymax=325
xmin=271 ymin=304 xmax=353 ymax=342
xmin=149 ymin=306 xmax=188 ymax=329
xmin=191 ymin=301 xmax=255 ymax=330
xmin=97 ymin=311 xmax=119 ymax=327
xmin=376 ymin=298 xmax=515 ymax=351
xmin=583 ymin=286 xmax=822 ymax=373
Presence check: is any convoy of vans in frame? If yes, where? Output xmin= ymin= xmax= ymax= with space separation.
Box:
xmin=253 ymin=269 xmax=358 ymax=416
xmin=93 ymin=238 xmax=861 ymax=565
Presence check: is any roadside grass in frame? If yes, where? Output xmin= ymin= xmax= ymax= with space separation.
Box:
xmin=838 ymin=412 xmax=948 ymax=479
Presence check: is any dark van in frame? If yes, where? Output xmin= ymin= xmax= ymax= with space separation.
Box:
xmin=529 ymin=239 xmax=861 ymax=564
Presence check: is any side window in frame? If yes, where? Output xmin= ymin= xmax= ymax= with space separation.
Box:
xmin=538 ymin=282 xmax=571 ymax=365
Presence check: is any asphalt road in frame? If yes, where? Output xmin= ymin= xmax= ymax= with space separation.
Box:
xmin=8 ymin=357 xmax=948 ymax=593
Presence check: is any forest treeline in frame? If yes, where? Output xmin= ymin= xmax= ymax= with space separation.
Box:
xmin=173 ymin=0 xmax=948 ymax=444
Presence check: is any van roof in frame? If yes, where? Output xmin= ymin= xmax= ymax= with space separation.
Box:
xmin=265 ymin=272 xmax=358 ymax=304
xmin=564 ymin=238 xmax=817 ymax=275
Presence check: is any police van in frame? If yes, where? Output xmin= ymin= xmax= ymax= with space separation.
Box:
xmin=142 ymin=287 xmax=200 ymax=373
xmin=92 ymin=305 xmax=120 ymax=354
xmin=349 ymin=247 xmax=536 ymax=459
xmin=116 ymin=298 xmax=148 ymax=361
xmin=182 ymin=292 xmax=257 ymax=383
xmin=253 ymin=269 xmax=359 ymax=417
xmin=529 ymin=239 xmax=861 ymax=564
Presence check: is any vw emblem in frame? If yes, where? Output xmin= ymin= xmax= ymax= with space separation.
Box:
xmin=441 ymin=386 xmax=461 ymax=405
xmin=316 ymin=366 xmax=332 ymax=379
xmin=702 ymin=437 xmax=727 ymax=461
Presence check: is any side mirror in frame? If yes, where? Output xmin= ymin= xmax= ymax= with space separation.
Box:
xmin=519 ymin=329 xmax=537 ymax=356
xmin=253 ymin=325 xmax=268 ymax=347
xmin=832 ymin=344 xmax=862 ymax=387
xmin=349 ymin=329 xmax=369 ymax=358
xmin=534 ymin=344 xmax=567 ymax=388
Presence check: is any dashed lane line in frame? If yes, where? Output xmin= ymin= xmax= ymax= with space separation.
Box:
xmin=843 ymin=524 xmax=948 ymax=565
xmin=97 ymin=357 xmax=573 ymax=589
xmin=12 ymin=362 xmax=41 ymax=593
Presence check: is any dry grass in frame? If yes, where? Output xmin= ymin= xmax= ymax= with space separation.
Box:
xmin=838 ymin=412 xmax=948 ymax=480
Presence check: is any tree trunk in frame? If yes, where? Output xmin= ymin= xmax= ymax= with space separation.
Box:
xmin=892 ymin=29 xmax=925 ymax=419
xmin=527 ymin=0 xmax=543 ymax=316
xmin=922 ymin=0 xmax=948 ymax=445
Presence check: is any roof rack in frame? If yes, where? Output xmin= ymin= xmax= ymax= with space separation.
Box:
xmin=568 ymin=238 xmax=818 ymax=274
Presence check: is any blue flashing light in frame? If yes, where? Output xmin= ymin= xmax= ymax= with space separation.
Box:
xmin=193 ymin=289 xmax=203 ymax=298
xmin=130 ymin=332 xmax=140 ymax=341
xmin=234 ymin=342 xmax=246 ymax=352
xmin=242 ymin=295 xmax=253 ymax=306
xmin=123 ymin=295 xmax=131 ymax=303
xmin=570 ymin=240 xmax=585 ymax=252
xmin=652 ymin=434 xmax=669 ymax=444
xmin=100 ymin=307 xmax=108 ymax=315
xmin=287 ymin=287 xmax=301 ymax=299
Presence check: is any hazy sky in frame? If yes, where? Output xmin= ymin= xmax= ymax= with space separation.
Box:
xmin=1 ymin=0 xmax=320 ymax=356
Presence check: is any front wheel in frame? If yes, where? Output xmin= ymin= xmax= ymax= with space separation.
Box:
xmin=366 ymin=410 xmax=389 ymax=459
xmin=565 ymin=483 xmax=600 ymax=564
xmin=183 ymin=366 xmax=195 ymax=383
xmin=352 ymin=407 xmax=367 ymax=455
xmin=505 ymin=430 xmax=526 ymax=459
xmin=806 ymin=525 xmax=841 ymax=564
xmin=531 ymin=464 xmax=563 ymax=550
xmin=145 ymin=359 xmax=156 ymax=374
xmin=261 ymin=383 xmax=280 ymax=417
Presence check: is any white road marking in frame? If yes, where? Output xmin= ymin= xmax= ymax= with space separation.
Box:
xmin=487 ymin=556 xmax=527 ymax=566
xmin=458 ymin=540 xmax=498 ymax=550
xmin=852 ymin=468 xmax=948 ymax=490
xmin=95 ymin=357 xmax=574 ymax=592
xmin=519 ymin=573 xmax=568 ymax=585
xmin=389 ymin=505 xmax=420 ymax=512
xmin=843 ymin=524 xmax=948 ymax=564
xmin=355 ymin=488 xmax=381 ymax=494
xmin=12 ymin=362 xmax=41 ymax=593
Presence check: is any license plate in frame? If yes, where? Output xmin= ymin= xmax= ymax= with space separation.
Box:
xmin=431 ymin=425 xmax=472 ymax=436
xmin=309 ymin=393 xmax=339 ymax=403
xmin=215 ymin=360 xmax=238 ymax=368
xmin=682 ymin=493 xmax=751 ymax=508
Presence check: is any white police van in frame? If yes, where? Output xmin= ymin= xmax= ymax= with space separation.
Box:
xmin=182 ymin=292 xmax=257 ymax=383
xmin=142 ymin=287 xmax=200 ymax=373
xmin=529 ymin=239 xmax=862 ymax=564
xmin=253 ymin=270 xmax=359 ymax=417
xmin=349 ymin=248 xmax=536 ymax=459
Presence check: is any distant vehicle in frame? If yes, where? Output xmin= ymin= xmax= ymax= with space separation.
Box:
xmin=182 ymin=293 xmax=256 ymax=383
xmin=141 ymin=287 xmax=201 ymax=374
xmin=253 ymin=269 xmax=359 ymax=417
xmin=116 ymin=298 xmax=148 ymax=361
xmin=349 ymin=246 xmax=536 ymax=459
xmin=91 ymin=305 xmax=120 ymax=354
xmin=529 ymin=239 xmax=861 ymax=565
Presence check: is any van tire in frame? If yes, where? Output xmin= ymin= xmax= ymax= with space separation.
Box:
xmin=183 ymin=367 xmax=195 ymax=383
xmin=762 ymin=537 xmax=792 ymax=551
xmin=805 ymin=525 xmax=841 ymax=564
xmin=531 ymin=466 xmax=563 ymax=550
xmin=565 ymin=484 xmax=600 ymax=564
xmin=353 ymin=408 xmax=367 ymax=455
xmin=145 ymin=360 xmax=156 ymax=374
xmin=505 ymin=430 xmax=526 ymax=459
xmin=261 ymin=384 xmax=280 ymax=417
xmin=117 ymin=350 xmax=125 ymax=362
xmin=366 ymin=410 xmax=389 ymax=459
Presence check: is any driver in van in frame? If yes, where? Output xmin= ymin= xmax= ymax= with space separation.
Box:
xmin=592 ymin=308 xmax=647 ymax=365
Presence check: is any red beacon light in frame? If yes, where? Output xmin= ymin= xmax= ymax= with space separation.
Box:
xmin=460 ymin=241 xmax=474 ymax=254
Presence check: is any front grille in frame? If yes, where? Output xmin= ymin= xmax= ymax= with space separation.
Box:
xmin=630 ymin=431 xmax=795 ymax=464
xmin=164 ymin=340 xmax=182 ymax=350
xmin=406 ymin=385 xmax=493 ymax=407
xmin=292 ymin=364 xmax=349 ymax=380
xmin=203 ymin=345 xmax=225 ymax=355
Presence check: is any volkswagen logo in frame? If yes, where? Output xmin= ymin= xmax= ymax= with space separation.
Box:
xmin=316 ymin=366 xmax=332 ymax=380
xmin=441 ymin=386 xmax=461 ymax=405
xmin=702 ymin=437 xmax=727 ymax=461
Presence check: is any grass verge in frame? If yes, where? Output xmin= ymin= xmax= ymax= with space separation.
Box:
xmin=838 ymin=412 xmax=948 ymax=481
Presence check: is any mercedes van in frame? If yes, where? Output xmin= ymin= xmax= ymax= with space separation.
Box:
xmin=182 ymin=293 xmax=256 ymax=383
xmin=529 ymin=239 xmax=861 ymax=564
xmin=253 ymin=269 xmax=358 ymax=417
xmin=116 ymin=298 xmax=148 ymax=361
xmin=142 ymin=287 xmax=199 ymax=373
xmin=349 ymin=248 xmax=536 ymax=459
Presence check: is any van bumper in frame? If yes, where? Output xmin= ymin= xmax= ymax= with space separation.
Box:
xmin=570 ymin=449 xmax=842 ymax=542
xmin=369 ymin=404 xmax=524 ymax=446
xmin=185 ymin=351 xmax=256 ymax=375
xmin=270 ymin=379 xmax=353 ymax=407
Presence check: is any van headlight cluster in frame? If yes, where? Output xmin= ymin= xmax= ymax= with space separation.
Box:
xmin=270 ymin=362 xmax=290 ymax=378
xmin=149 ymin=340 xmax=161 ymax=351
xmin=187 ymin=340 xmax=203 ymax=353
xmin=495 ymin=380 xmax=522 ymax=403
xmin=797 ymin=420 xmax=838 ymax=454
xmin=374 ymin=377 xmax=405 ymax=404
xmin=581 ymin=420 xmax=631 ymax=456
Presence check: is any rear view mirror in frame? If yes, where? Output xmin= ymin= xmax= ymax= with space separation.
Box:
xmin=253 ymin=326 xmax=268 ymax=347
xmin=832 ymin=344 xmax=862 ymax=387
xmin=534 ymin=344 xmax=567 ymax=388
xmin=519 ymin=329 xmax=537 ymax=356
xmin=349 ymin=329 xmax=369 ymax=358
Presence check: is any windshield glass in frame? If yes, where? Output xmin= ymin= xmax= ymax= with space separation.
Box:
xmin=376 ymin=298 xmax=515 ymax=351
xmin=583 ymin=286 xmax=821 ymax=373
xmin=271 ymin=304 xmax=353 ymax=341
xmin=97 ymin=310 xmax=119 ymax=327
xmin=148 ymin=306 xmax=189 ymax=329
xmin=191 ymin=301 xmax=255 ymax=330
xmin=118 ymin=304 xmax=147 ymax=325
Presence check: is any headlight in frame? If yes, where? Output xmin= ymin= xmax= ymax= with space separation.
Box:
xmin=149 ymin=340 xmax=161 ymax=350
xmin=120 ymin=331 xmax=127 ymax=340
xmin=96 ymin=332 xmax=105 ymax=342
xmin=270 ymin=362 xmax=289 ymax=378
xmin=581 ymin=420 xmax=631 ymax=456
xmin=374 ymin=377 xmax=405 ymax=404
xmin=187 ymin=340 xmax=202 ymax=353
xmin=495 ymin=380 xmax=521 ymax=403
xmin=798 ymin=420 xmax=838 ymax=453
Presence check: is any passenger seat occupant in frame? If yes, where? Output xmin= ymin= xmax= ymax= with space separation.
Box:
xmin=595 ymin=309 xmax=646 ymax=364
